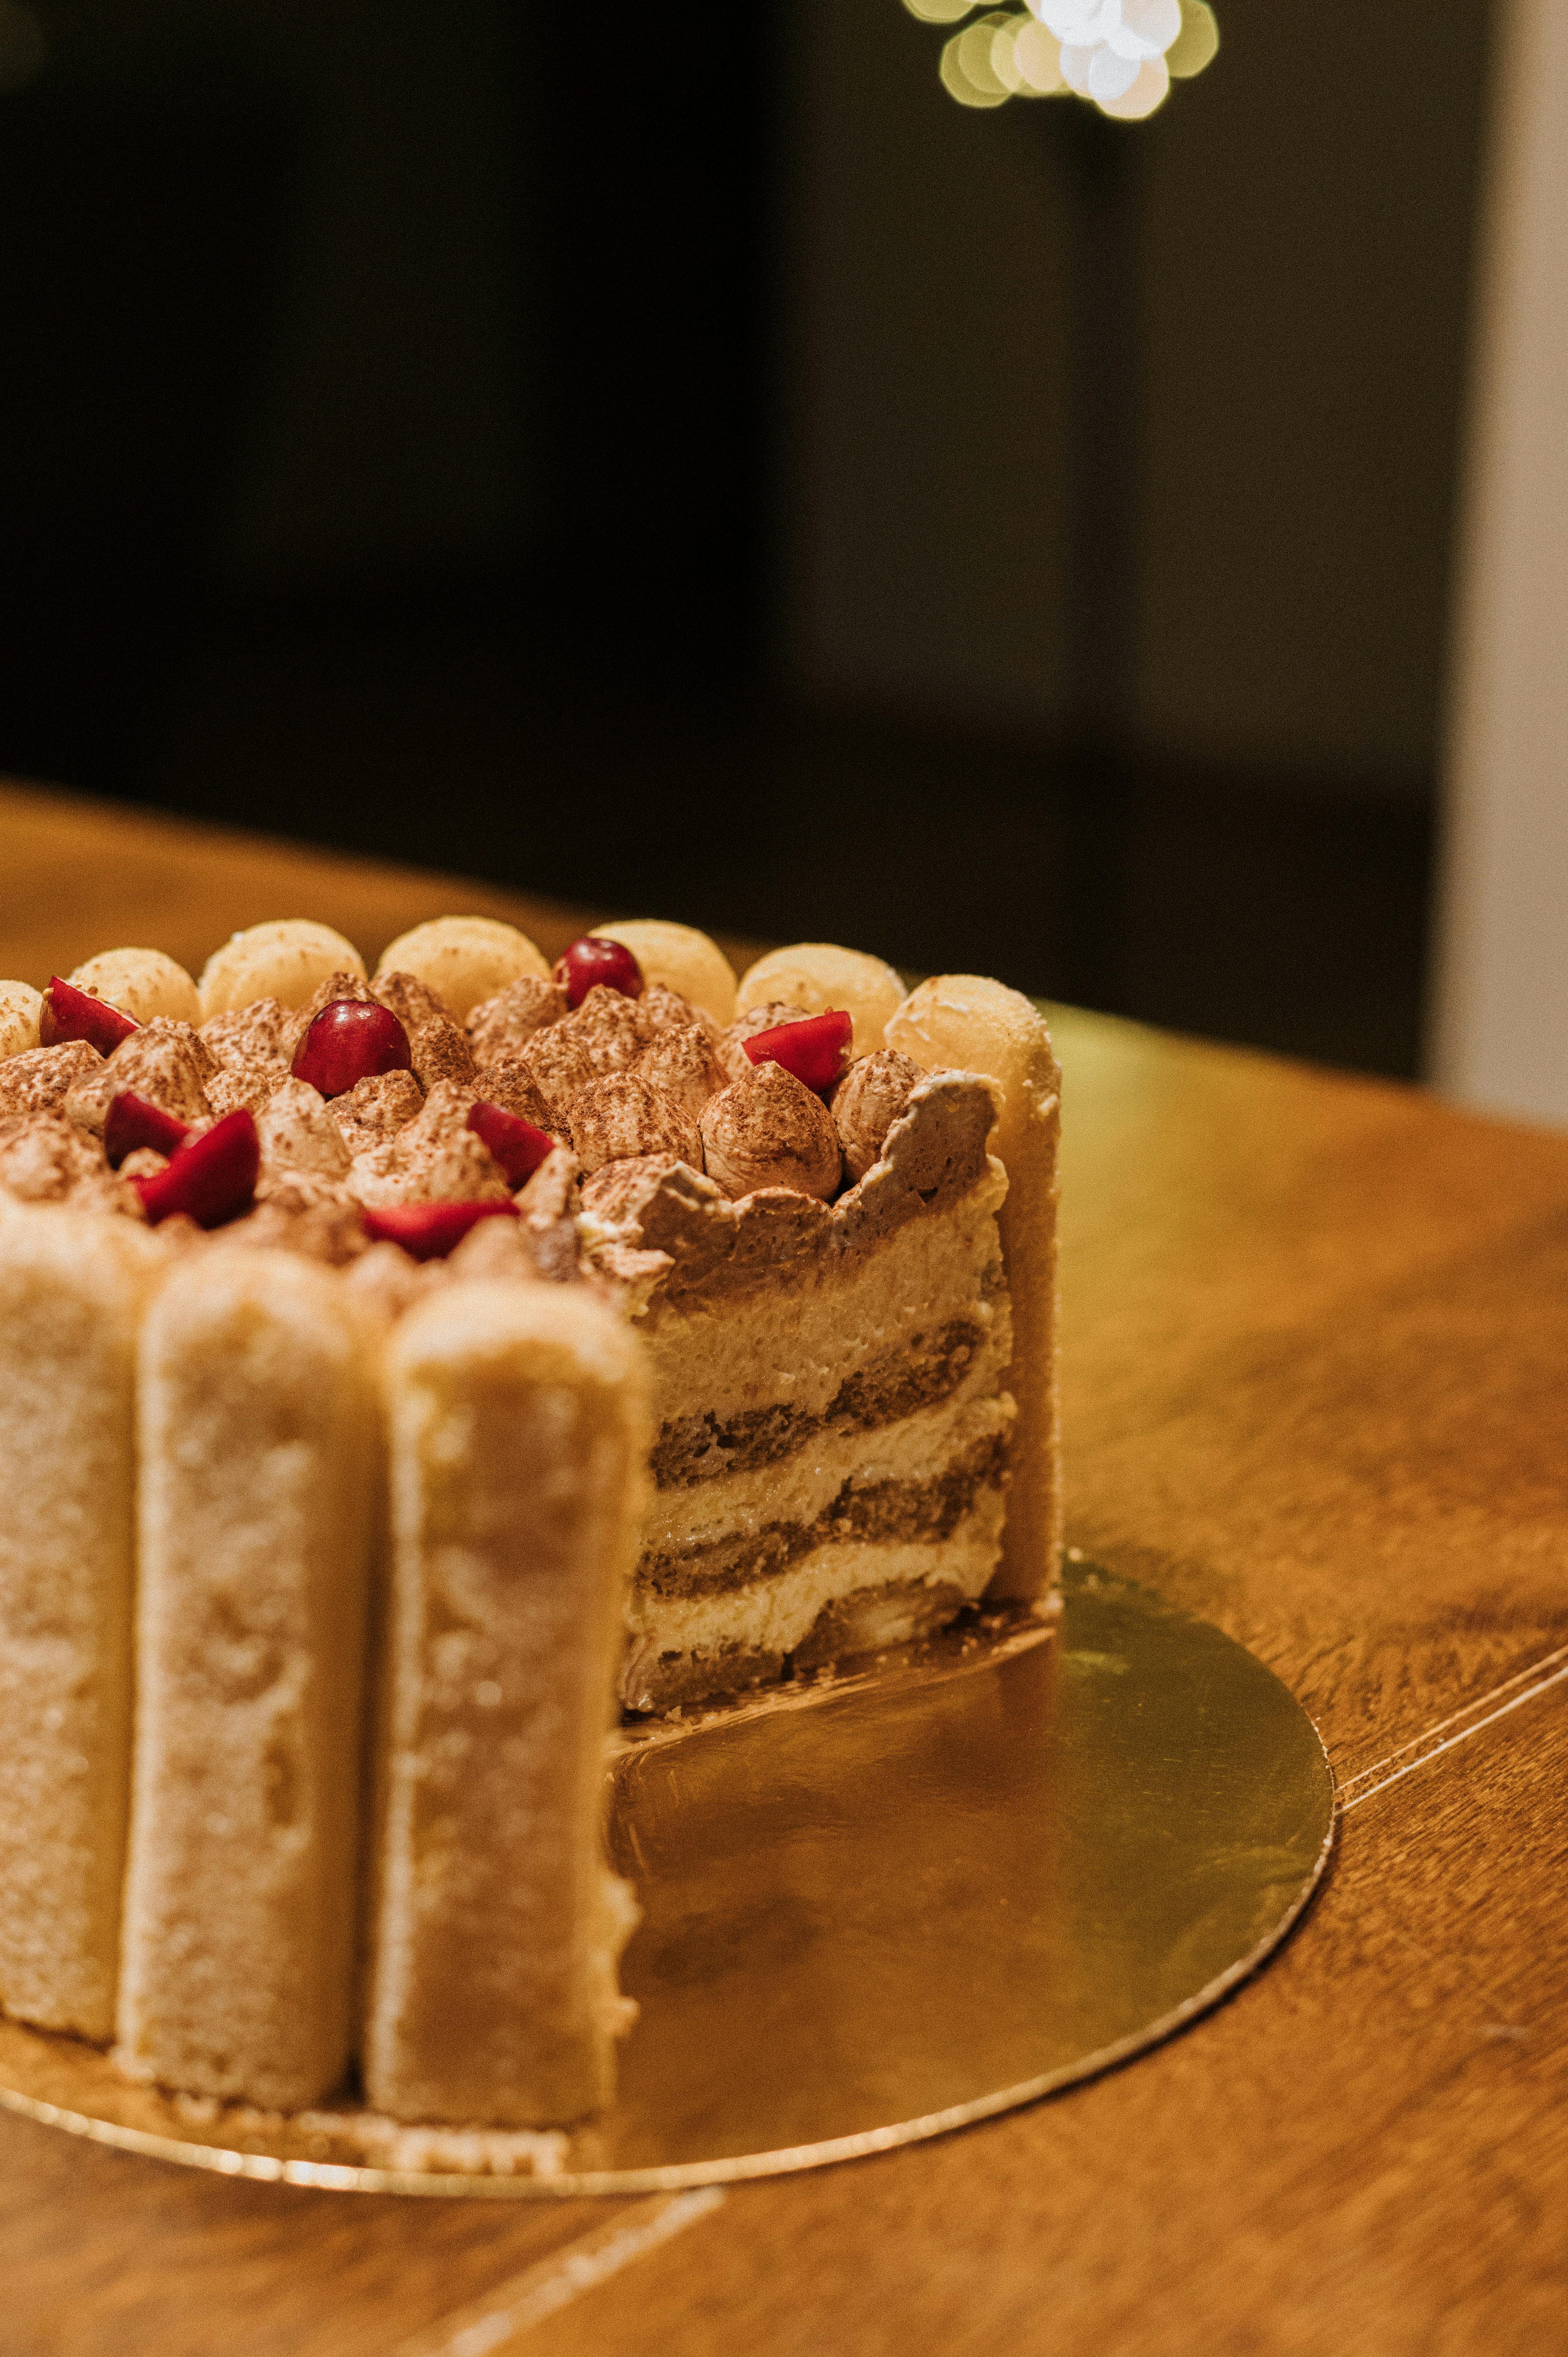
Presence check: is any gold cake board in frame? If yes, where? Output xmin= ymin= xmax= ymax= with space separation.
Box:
xmin=0 ymin=1561 xmax=1334 ymax=2196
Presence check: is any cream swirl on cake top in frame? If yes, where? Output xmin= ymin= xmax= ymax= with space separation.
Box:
xmin=699 ymin=1059 xmax=843 ymax=1201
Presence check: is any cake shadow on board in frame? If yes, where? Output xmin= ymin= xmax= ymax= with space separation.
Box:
xmin=0 ymin=915 xmax=1059 ymax=2141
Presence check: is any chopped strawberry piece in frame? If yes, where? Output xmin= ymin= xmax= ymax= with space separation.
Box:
xmin=133 ymin=1109 xmax=260 ymax=1228
xmin=743 ymin=1009 xmax=853 ymax=1093
xmin=552 ymin=935 xmax=644 ymax=1009
xmin=362 ymin=1200 xmax=520 ymax=1262
xmin=292 ymin=1000 xmax=412 ymax=1097
xmin=103 ymin=1091 xmax=192 ymax=1168
xmin=39 ymin=975 xmax=139 ymax=1054
xmin=466 ymin=1100 xmax=556 ymax=1187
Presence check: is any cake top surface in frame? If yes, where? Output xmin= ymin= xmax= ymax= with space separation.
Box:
xmin=0 ymin=921 xmax=1025 ymax=1322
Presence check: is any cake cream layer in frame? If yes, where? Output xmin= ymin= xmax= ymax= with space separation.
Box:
xmin=607 ymin=1081 xmax=1017 ymax=1707
xmin=364 ymin=1281 xmax=648 ymax=2129
xmin=116 ymin=1249 xmax=379 ymax=2111
xmin=621 ymin=1493 xmax=1010 ymax=1713
xmin=637 ymin=1391 xmax=1016 ymax=1594
xmin=638 ymin=1164 xmax=1007 ymax=1484
xmin=0 ymin=1209 xmax=163 ymax=2040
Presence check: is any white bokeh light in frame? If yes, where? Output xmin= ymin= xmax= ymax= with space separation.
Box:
xmin=905 ymin=0 xmax=1215 ymax=118
xmin=1099 ymin=53 xmax=1171 ymax=117
xmin=1060 ymin=40 xmax=1140 ymax=100
xmin=1109 ymin=0 xmax=1183 ymax=61
xmin=1034 ymin=0 xmax=1121 ymax=41
xmin=1033 ymin=0 xmax=1182 ymax=96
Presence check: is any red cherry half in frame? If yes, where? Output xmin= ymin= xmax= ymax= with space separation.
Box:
xmin=552 ymin=935 xmax=644 ymax=1010
xmin=39 ymin=975 xmax=139 ymax=1055
xmin=133 ymin=1109 xmax=260 ymax=1228
xmin=104 ymin=1090 xmax=192 ymax=1169
xmin=743 ymin=1009 xmax=853 ymax=1094
xmin=466 ymin=1100 xmax=556 ymax=1187
xmin=291 ymin=1000 xmax=412 ymax=1097
xmin=361 ymin=1200 xmax=520 ymax=1262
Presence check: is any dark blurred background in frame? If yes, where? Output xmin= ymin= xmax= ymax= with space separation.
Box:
xmin=0 ymin=0 xmax=1493 ymax=1072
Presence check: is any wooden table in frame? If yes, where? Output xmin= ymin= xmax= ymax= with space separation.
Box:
xmin=2 ymin=780 xmax=1565 ymax=2356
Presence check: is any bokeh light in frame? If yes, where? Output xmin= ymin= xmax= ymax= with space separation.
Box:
xmin=1011 ymin=20 xmax=1067 ymax=93
xmin=916 ymin=0 xmax=1216 ymax=119
xmin=1166 ymin=0 xmax=1219 ymax=77
xmin=940 ymin=21 xmax=1010 ymax=109
xmin=1098 ymin=54 xmax=1171 ymax=117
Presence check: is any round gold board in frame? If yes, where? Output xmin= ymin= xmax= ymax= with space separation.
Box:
xmin=0 ymin=1560 xmax=1333 ymax=2196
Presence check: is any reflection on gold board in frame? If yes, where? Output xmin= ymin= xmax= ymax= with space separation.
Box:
xmin=0 ymin=1561 xmax=1332 ymax=2196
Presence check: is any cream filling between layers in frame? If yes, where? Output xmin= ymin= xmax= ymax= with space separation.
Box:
xmin=623 ymin=1494 xmax=1009 ymax=1664
xmin=637 ymin=1389 xmax=1015 ymax=1571
xmin=639 ymin=1175 xmax=1005 ymax=1433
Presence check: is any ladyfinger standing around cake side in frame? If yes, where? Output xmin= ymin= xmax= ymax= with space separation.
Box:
xmin=886 ymin=976 xmax=1062 ymax=1602
xmin=0 ymin=1210 xmax=166 ymax=2040
xmin=365 ymin=1282 xmax=650 ymax=2128
xmin=736 ymin=940 xmax=906 ymax=1058
xmin=117 ymin=1249 xmax=380 ymax=2111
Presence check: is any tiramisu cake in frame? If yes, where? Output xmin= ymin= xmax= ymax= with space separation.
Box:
xmin=0 ymin=911 xmax=1059 ymax=2133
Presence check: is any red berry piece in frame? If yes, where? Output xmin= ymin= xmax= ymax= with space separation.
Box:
xmin=552 ymin=935 xmax=644 ymax=1010
xmin=133 ymin=1109 xmax=260 ymax=1229
xmin=361 ymin=1200 xmax=520 ymax=1262
xmin=743 ymin=1009 xmax=853 ymax=1094
xmin=466 ymin=1100 xmax=556 ymax=1188
xmin=39 ymin=975 xmax=139 ymax=1055
xmin=103 ymin=1090 xmax=192 ymax=1169
xmin=291 ymin=1000 xmax=412 ymax=1097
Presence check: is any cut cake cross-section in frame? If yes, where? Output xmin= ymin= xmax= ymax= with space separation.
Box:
xmin=585 ymin=1067 xmax=1019 ymax=1712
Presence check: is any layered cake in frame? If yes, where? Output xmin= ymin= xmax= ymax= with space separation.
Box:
xmin=0 ymin=911 xmax=1059 ymax=2131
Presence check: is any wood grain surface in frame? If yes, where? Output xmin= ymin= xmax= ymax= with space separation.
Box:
xmin=0 ymin=780 xmax=1564 ymax=2355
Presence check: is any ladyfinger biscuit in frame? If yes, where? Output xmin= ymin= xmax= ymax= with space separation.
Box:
xmin=67 ymin=948 xmax=201 ymax=1027
xmin=588 ymin=920 xmax=738 ymax=1027
xmin=364 ymin=1282 xmax=649 ymax=2127
xmin=117 ymin=1248 xmax=379 ymax=2108
xmin=886 ymin=975 xmax=1062 ymax=1600
xmin=737 ymin=942 xmax=905 ymax=1059
xmin=199 ymin=920 xmax=367 ymax=1019
xmin=374 ymin=916 xmax=551 ymax=1019
xmin=0 ymin=981 xmax=43 ymax=1060
xmin=0 ymin=1209 xmax=165 ymax=2037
